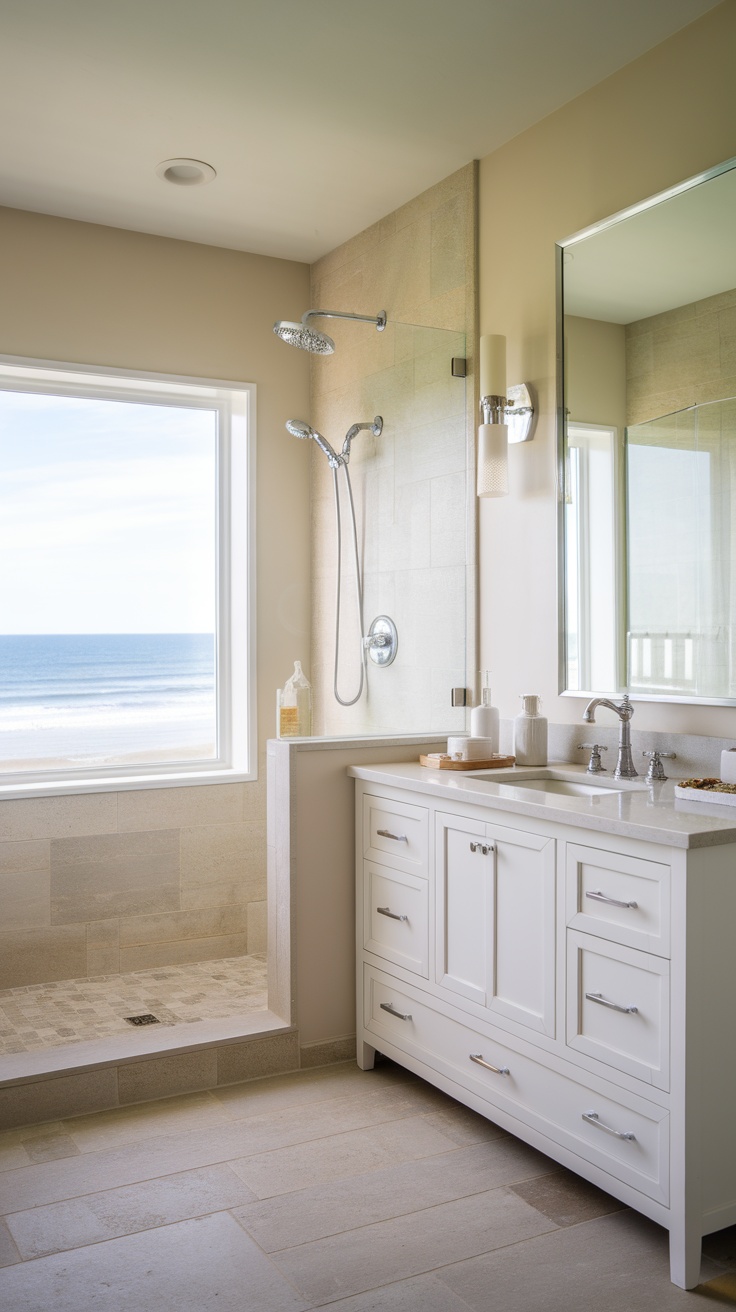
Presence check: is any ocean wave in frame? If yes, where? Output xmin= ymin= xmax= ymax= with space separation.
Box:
xmin=0 ymin=700 xmax=215 ymax=733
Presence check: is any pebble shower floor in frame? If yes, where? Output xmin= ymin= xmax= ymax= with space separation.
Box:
xmin=0 ymin=954 xmax=267 ymax=1055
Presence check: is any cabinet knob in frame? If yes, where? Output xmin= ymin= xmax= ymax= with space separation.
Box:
xmin=469 ymin=841 xmax=493 ymax=855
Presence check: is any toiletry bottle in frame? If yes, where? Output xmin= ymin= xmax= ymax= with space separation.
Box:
xmin=470 ymin=671 xmax=500 ymax=753
xmin=277 ymin=661 xmax=312 ymax=737
xmin=513 ymin=694 xmax=547 ymax=766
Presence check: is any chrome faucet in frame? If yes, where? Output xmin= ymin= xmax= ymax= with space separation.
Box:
xmin=582 ymin=695 xmax=637 ymax=779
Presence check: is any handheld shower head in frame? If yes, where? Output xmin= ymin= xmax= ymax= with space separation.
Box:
xmin=285 ymin=419 xmax=342 ymax=466
xmin=274 ymin=321 xmax=335 ymax=355
xmin=274 ymin=308 xmax=387 ymax=354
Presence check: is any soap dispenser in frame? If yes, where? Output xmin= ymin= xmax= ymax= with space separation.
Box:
xmin=276 ymin=661 xmax=312 ymax=737
xmin=470 ymin=671 xmax=500 ymax=753
xmin=513 ymin=694 xmax=547 ymax=766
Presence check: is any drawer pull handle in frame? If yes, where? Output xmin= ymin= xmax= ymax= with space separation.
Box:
xmin=470 ymin=842 xmax=493 ymax=854
xmin=380 ymin=1002 xmax=412 ymax=1021
xmin=377 ymin=829 xmax=408 ymax=843
xmin=377 ymin=906 xmax=409 ymax=922
xmin=582 ymin=1110 xmax=636 ymax=1141
xmin=585 ymin=991 xmax=638 ymax=1015
xmin=469 ymin=1052 xmax=510 ymax=1076
xmin=586 ymin=890 xmax=638 ymax=910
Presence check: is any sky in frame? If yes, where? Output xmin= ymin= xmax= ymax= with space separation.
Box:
xmin=0 ymin=389 xmax=217 ymax=634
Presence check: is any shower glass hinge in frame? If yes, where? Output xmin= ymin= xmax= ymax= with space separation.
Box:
xmin=451 ymin=357 xmax=467 ymax=378
xmin=451 ymin=687 xmax=471 ymax=707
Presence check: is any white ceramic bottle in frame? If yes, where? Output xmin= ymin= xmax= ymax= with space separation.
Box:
xmin=513 ymin=694 xmax=547 ymax=766
xmin=470 ymin=671 xmax=500 ymax=753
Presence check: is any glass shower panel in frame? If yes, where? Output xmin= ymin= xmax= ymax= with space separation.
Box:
xmin=627 ymin=398 xmax=736 ymax=698
xmin=311 ymin=321 xmax=470 ymax=736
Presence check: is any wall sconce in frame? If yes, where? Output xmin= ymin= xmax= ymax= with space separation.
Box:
xmin=477 ymin=335 xmax=535 ymax=497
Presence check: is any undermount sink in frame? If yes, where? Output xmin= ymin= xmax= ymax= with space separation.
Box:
xmin=503 ymin=777 xmax=627 ymax=798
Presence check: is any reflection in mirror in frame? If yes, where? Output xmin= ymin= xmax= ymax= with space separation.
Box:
xmin=559 ymin=156 xmax=736 ymax=703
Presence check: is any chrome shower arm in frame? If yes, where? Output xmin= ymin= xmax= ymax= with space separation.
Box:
xmin=303 ymin=309 xmax=387 ymax=331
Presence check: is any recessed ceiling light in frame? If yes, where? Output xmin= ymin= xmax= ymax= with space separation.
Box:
xmin=155 ymin=158 xmax=216 ymax=186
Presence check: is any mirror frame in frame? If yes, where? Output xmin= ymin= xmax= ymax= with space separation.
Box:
xmin=556 ymin=152 xmax=736 ymax=705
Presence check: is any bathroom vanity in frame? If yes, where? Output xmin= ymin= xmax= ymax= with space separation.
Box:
xmin=349 ymin=761 xmax=736 ymax=1289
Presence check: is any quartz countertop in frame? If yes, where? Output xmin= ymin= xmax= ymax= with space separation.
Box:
xmin=347 ymin=761 xmax=736 ymax=849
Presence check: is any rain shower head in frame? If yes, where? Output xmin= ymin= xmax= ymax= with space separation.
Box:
xmin=285 ymin=418 xmax=341 ymax=466
xmin=274 ymin=321 xmax=336 ymax=355
xmin=274 ymin=308 xmax=387 ymax=354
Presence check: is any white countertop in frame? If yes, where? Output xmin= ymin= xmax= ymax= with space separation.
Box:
xmin=347 ymin=761 xmax=736 ymax=849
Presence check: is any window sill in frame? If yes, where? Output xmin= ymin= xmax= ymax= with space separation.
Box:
xmin=0 ymin=765 xmax=257 ymax=802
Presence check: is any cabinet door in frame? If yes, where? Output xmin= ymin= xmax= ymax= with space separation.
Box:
xmin=436 ymin=811 xmax=556 ymax=1037
xmin=435 ymin=812 xmax=490 ymax=1006
xmin=490 ymin=821 xmax=556 ymax=1037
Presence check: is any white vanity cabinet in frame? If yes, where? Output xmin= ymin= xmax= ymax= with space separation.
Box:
xmin=352 ymin=767 xmax=736 ymax=1290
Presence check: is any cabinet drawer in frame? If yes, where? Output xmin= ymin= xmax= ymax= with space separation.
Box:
xmin=566 ymin=930 xmax=670 ymax=1091
xmin=363 ymin=861 xmax=429 ymax=977
xmin=363 ymin=794 xmax=429 ymax=875
xmin=363 ymin=964 xmax=668 ymax=1205
xmin=566 ymin=843 xmax=670 ymax=956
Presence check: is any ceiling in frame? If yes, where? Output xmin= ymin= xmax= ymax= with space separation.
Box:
xmin=563 ymin=161 xmax=736 ymax=323
xmin=0 ymin=0 xmax=721 ymax=264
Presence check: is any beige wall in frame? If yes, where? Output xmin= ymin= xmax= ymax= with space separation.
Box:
xmin=566 ymin=316 xmax=626 ymax=431
xmin=309 ymin=165 xmax=477 ymax=734
xmin=478 ymin=0 xmax=736 ymax=736
xmin=0 ymin=208 xmax=311 ymax=986
xmin=626 ymin=285 xmax=736 ymax=426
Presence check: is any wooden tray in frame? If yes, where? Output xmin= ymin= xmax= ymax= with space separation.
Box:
xmin=419 ymin=753 xmax=516 ymax=771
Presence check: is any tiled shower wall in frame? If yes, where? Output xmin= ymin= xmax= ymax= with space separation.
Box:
xmin=626 ymin=285 xmax=736 ymax=425
xmin=0 ymin=778 xmax=266 ymax=990
xmin=309 ymin=163 xmax=477 ymax=735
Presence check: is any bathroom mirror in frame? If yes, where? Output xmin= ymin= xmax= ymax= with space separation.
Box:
xmin=557 ymin=154 xmax=736 ymax=704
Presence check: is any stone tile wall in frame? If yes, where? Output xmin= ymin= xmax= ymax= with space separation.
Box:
xmin=0 ymin=777 xmax=266 ymax=990
xmin=309 ymin=163 xmax=478 ymax=735
xmin=626 ymin=285 xmax=736 ymax=426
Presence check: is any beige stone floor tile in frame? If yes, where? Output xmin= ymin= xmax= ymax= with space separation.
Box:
xmin=0 ymin=1213 xmax=308 ymax=1312
xmin=230 ymin=1113 xmax=461 ymax=1200
xmin=211 ymin=1061 xmax=419 ymax=1121
xmin=509 ymin=1166 xmax=626 ymax=1227
xmin=271 ymin=1188 xmax=558 ymax=1304
xmin=436 ymin=1210 xmax=723 ymax=1311
xmin=22 ymin=1132 xmax=81 ymax=1164
xmin=6 ymin=1163 xmax=256 ymax=1259
xmin=315 ymin=1273 xmax=475 ymax=1311
xmin=63 ymin=1090 xmax=230 ymax=1153
xmin=235 ymin=1136 xmax=558 ymax=1250
xmin=0 ymin=1219 xmax=21 ymax=1268
xmin=0 ymin=1084 xmax=445 ymax=1213
xmin=419 ymin=1103 xmax=508 ymax=1146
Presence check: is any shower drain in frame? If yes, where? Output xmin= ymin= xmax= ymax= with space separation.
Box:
xmin=124 ymin=1013 xmax=160 ymax=1026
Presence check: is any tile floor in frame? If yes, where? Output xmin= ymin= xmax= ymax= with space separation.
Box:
xmin=0 ymin=954 xmax=268 ymax=1055
xmin=0 ymin=1057 xmax=734 ymax=1309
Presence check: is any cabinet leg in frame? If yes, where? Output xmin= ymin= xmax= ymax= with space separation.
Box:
xmin=669 ymin=1224 xmax=702 ymax=1290
xmin=357 ymin=1040 xmax=376 ymax=1071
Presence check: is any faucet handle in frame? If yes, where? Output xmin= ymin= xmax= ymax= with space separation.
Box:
xmin=642 ymin=750 xmax=676 ymax=782
xmin=579 ymin=743 xmax=608 ymax=774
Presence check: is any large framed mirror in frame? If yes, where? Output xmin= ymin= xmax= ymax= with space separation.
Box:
xmin=557 ymin=154 xmax=736 ymax=705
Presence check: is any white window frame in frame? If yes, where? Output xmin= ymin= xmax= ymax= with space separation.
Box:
xmin=0 ymin=354 xmax=256 ymax=799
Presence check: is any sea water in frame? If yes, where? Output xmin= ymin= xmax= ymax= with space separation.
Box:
xmin=0 ymin=634 xmax=216 ymax=770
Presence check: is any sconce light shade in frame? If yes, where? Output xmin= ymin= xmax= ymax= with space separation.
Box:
xmin=477 ymin=423 xmax=509 ymax=497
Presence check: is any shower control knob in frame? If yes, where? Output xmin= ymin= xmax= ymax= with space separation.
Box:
xmin=365 ymin=616 xmax=398 ymax=666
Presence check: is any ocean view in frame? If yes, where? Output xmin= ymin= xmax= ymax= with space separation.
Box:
xmin=0 ymin=633 xmax=216 ymax=770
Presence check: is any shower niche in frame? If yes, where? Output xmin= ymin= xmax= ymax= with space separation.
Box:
xmin=307 ymin=319 xmax=473 ymax=736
